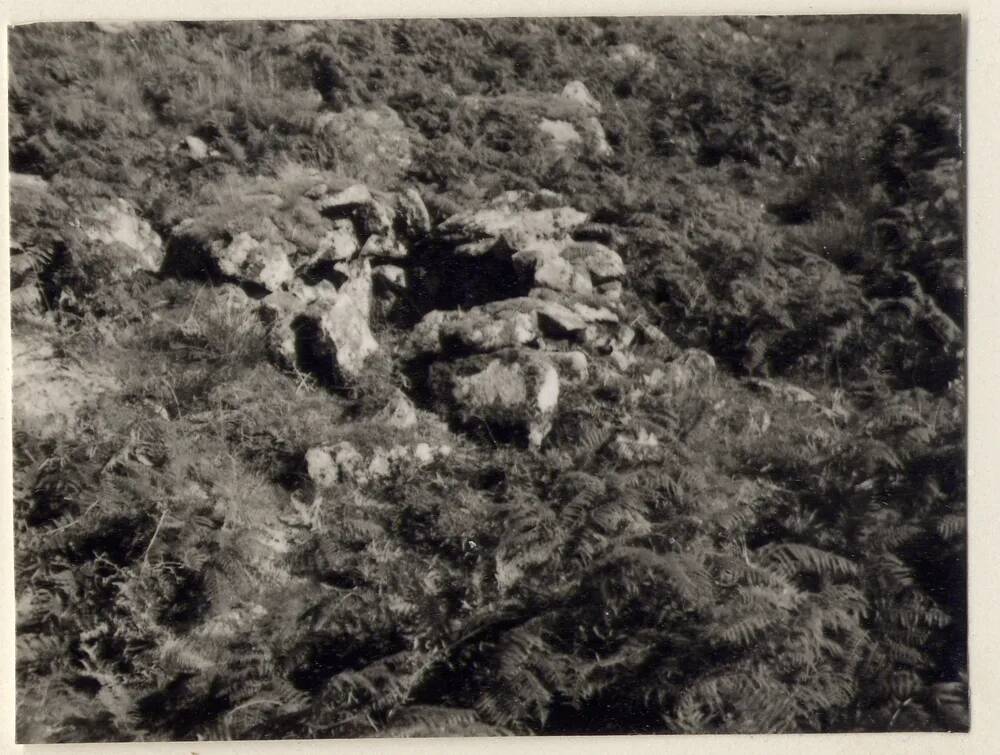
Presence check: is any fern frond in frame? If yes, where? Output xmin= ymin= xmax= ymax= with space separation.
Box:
xmin=758 ymin=542 xmax=859 ymax=579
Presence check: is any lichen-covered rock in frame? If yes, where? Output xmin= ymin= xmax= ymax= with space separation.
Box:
xmin=396 ymin=187 xmax=432 ymax=238
xmin=431 ymin=349 xmax=560 ymax=448
xmin=437 ymin=191 xmax=588 ymax=248
xmin=79 ymin=198 xmax=165 ymax=281
xmin=12 ymin=329 xmax=120 ymax=439
xmin=561 ymin=242 xmax=626 ymax=283
xmin=408 ymin=296 xmax=595 ymax=357
xmin=314 ymin=219 xmax=359 ymax=262
xmin=548 ymin=350 xmax=590 ymax=382
xmin=537 ymin=118 xmax=583 ymax=155
xmin=376 ymin=389 xmax=418 ymax=429
xmin=213 ymin=231 xmax=296 ymax=292
xmin=656 ymin=349 xmax=718 ymax=392
xmin=409 ymin=304 xmax=537 ymax=357
xmin=259 ymin=261 xmax=378 ymax=382
xmin=429 ymin=192 xmax=624 ymax=306
xmin=561 ymin=80 xmax=602 ymax=114
xmin=608 ymin=43 xmax=658 ymax=72
xmin=306 ymin=442 xmax=365 ymax=487
xmin=314 ymin=105 xmax=417 ymax=186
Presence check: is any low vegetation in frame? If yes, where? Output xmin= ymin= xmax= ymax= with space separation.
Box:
xmin=10 ymin=16 xmax=966 ymax=741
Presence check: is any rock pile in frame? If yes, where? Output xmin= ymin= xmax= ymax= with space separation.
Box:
xmin=407 ymin=189 xmax=633 ymax=447
xmin=165 ymin=176 xmax=431 ymax=386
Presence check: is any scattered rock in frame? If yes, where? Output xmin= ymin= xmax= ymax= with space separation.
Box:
xmin=79 ymin=198 xmax=165 ymax=281
xmin=571 ymin=302 xmax=619 ymax=324
xmin=582 ymin=116 xmax=614 ymax=158
xmin=396 ymin=187 xmax=432 ymax=238
xmin=376 ymin=390 xmax=418 ymax=429
xmin=306 ymin=442 xmax=365 ymax=487
xmin=747 ymin=378 xmax=817 ymax=403
xmin=615 ymin=324 xmax=637 ymax=349
xmin=608 ymin=43 xmax=658 ymax=72
xmin=12 ymin=330 xmax=120 ymax=439
xmin=538 ymin=118 xmax=583 ymax=154
xmin=431 ymin=349 xmax=560 ymax=448
xmin=213 ymin=231 xmax=296 ymax=292
xmin=314 ymin=106 xmax=417 ymax=186
xmin=561 ymin=80 xmax=602 ymax=113
xmin=181 ymin=135 xmax=211 ymax=160
xmin=314 ymin=219 xmax=360 ymax=262
xmin=367 ymin=449 xmax=392 ymax=478
xmin=408 ymin=296 xmax=599 ymax=357
xmin=548 ymin=350 xmax=590 ymax=382
xmin=658 ymin=349 xmax=717 ymax=391
xmin=260 ymin=261 xmax=378 ymax=383
xmin=561 ymin=242 xmax=626 ymax=283
xmin=373 ymin=264 xmax=408 ymax=292
xmin=413 ymin=443 xmax=434 ymax=465
xmin=609 ymin=347 xmax=636 ymax=372
xmin=10 ymin=172 xmax=49 ymax=193
xmin=535 ymin=302 xmax=589 ymax=341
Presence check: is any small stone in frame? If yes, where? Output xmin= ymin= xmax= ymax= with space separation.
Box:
xmin=536 ymin=302 xmax=589 ymax=341
xmin=596 ymin=281 xmax=623 ymax=301
xmin=538 ymin=118 xmax=583 ymax=154
xmin=183 ymin=135 xmax=210 ymax=159
xmin=368 ymin=449 xmax=392 ymax=478
xmin=306 ymin=447 xmax=339 ymax=487
xmin=414 ymin=443 xmax=434 ymax=465
xmin=562 ymin=242 xmax=626 ymax=283
xmin=561 ymin=80 xmax=602 ymax=113
xmin=396 ymin=187 xmax=431 ymax=239
xmin=316 ymin=219 xmax=359 ymax=261
xmin=333 ymin=441 xmax=365 ymax=481
xmin=638 ymin=322 xmax=668 ymax=343
xmin=373 ymin=264 xmax=407 ymax=291
xmin=388 ymin=445 xmax=411 ymax=464
xmin=548 ymin=350 xmax=589 ymax=382
xmin=377 ymin=390 xmax=418 ymax=429
xmin=615 ymin=324 xmax=637 ymax=349
xmin=360 ymin=233 xmax=407 ymax=259
xmin=319 ymin=184 xmax=374 ymax=212
xmin=609 ymin=347 xmax=636 ymax=372
xmin=572 ymin=303 xmax=619 ymax=324
xmin=608 ymin=43 xmax=657 ymax=72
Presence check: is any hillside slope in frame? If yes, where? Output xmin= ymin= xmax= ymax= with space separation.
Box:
xmin=10 ymin=16 xmax=966 ymax=741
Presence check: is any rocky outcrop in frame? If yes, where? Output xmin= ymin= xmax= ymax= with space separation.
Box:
xmin=430 ymin=349 xmax=560 ymax=448
xmin=407 ymin=296 xmax=607 ymax=358
xmin=13 ymin=329 xmax=120 ymax=439
xmin=79 ymin=198 xmax=165 ymax=282
xmin=306 ymin=439 xmax=453 ymax=487
xmin=457 ymin=83 xmax=613 ymax=165
xmin=165 ymin=173 xmax=434 ymax=385
xmin=400 ymin=189 xmax=639 ymax=447
xmin=421 ymin=190 xmax=625 ymax=309
xmin=314 ymin=106 xmax=418 ymax=186
xmin=259 ymin=261 xmax=378 ymax=383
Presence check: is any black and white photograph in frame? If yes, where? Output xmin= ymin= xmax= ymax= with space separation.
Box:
xmin=7 ymin=12 xmax=968 ymax=743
